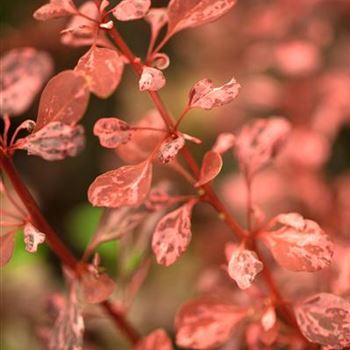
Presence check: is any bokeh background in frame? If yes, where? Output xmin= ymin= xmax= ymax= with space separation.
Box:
xmin=1 ymin=0 xmax=350 ymax=349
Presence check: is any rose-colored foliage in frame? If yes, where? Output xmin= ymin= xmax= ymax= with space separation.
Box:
xmin=35 ymin=71 xmax=90 ymax=130
xmin=139 ymin=67 xmax=166 ymax=92
xmin=19 ymin=121 xmax=85 ymax=161
xmin=212 ymin=132 xmax=236 ymax=154
xmin=93 ymin=118 xmax=132 ymax=149
xmin=158 ymin=135 xmax=185 ymax=164
xmin=167 ymin=0 xmax=237 ymax=35
xmin=152 ymin=200 xmax=196 ymax=266
xmin=61 ymin=1 xmax=109 ymax=48
xmin=2 ymin=1 xmax=350 ymax=349
xmin=75 ymin=47 xmax=124 ymax=98
xmin=136 ymin=329 xmax=173 ymax=350
xmin=23 ymin=223 xmax=46 ymax=253
xmin=81 ymin=271 xmax=116 ymax=304
xmin=113 ymin=0 xmax=151 ymax=21
xmin=226 ymin=244 xmax=263 ymax=290
xmin=188 ymin=77 xmax=240 ymax=110
xmin=195 ymin=151 xmax=223 ymax=187
xmin=145 ymin=8 xmax=168 ymax=43
xmin=88 ymin=160 xmax=152 ymax=208
xmin=0 ymin=48 xmax=53 ymax=116
xmin=295 ymin=293 xmax=350 ymax=348
xmin=260 ymin=213 xmax=334 ymax=272
xmin=175 ymin=296 xmax=247 ymax=349
xmin=235 ymin=118 xmax=291 ymax=179
xmin=33 ymin=0 xmax=77 ymax=21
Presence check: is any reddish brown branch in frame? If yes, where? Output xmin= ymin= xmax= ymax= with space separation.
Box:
xmin=0 ymin=151 xmax=140 ymax=345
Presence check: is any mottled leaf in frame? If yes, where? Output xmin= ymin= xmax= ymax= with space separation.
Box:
xmin=34 ymin=0 xmax=77 ymax=21
xmin=75 ymin=47 xmax=124 ymax=98
xmin=226 ymin=244 xmax=263 ymax=290
xmin=0 ymin=233 xmax=16 ymax=267
xmin=195 ymin=151 xmax=223 ymax=187
xmin=23 ymin=223 xmax=46 ymax=253
xmin=152 ymin=200 xmax=196 ymax=266
xmin=49 ymin=277 xmax=84 ymax=350
xmin=35 ymin=70 xmax=90 ymax=130
xmin=261 ymin=213 xmax=334 ymax=272
xmin=158 ymin=135 xmax=185 ymax=164
xmin=235 ymin=118 xmax=291 ymax=179
xmin=19 ymin=121 xmax=85 ymax=161
xmin=0 ymin=48 xmax=53 ymax=116
xmin=189 ymin=77 xmax=240 ymax=110
xmin=295 ymin=293 xmax=350 ymax=349
xmin=175 ymin=296 xmax=247 ymax=349
xmin=93 ymin=117 xmax=132 ymax=149
xmin=81 ymin=271 xmax=116 ymax=304
xmin=136 ymin=329 xmax=173 ymax=350
xmin=113 ymin=0 xmax=151 ymax=21
xmin=167 ymin=0 xmax=237 ymax=35
xmin=212 ymin=132 xmax=235 ymax=154
xmin=139 ymin=66 xmax=166 ymax=92
xmin=88 ymin=160 xmax=152 ymax=208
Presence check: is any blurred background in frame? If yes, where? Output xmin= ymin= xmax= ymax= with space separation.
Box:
xmin=1 ymin=0 xmax=350 ymax=349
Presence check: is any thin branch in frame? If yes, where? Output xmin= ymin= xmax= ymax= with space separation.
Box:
xmin=0 ymin=151 xmax=141 ymax=345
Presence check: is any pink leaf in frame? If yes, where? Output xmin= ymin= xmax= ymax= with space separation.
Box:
xmin=260 ymin=213 xmax=334 ymax=272
xmin=35 ymin=70 xmax=90 ymax=131
xmin=139 ymin=66 xmax=166 ymax=92
xmin=152 ymin=200 xmax=196 ymax=266
xmin=226 ymin=244 xmax=263 ymax=290
xmin=212 ymin=132 xmax=236 ymax=154
xmin=145 ymin=8 xmax=168 ymax=43
xmin=0 ymin=48 xmax=53 ymax=116
xmin=23 ymin=223 xmax=46 ymax=253
xmin=235 ymin=118 xmax=291 ymax=179
xmin=158 ymin=135 xmax=185 ymax=164
xmin=19 ymin=122 xmax=85 ymax=161
xmin=0 ymin=233 xmax=16 ymax=267
xmin=189 ymin=77 xmax=240 ymax=110
xmin=88 ymin=160 xmax=153 ymax=208
xmin=295 ymin=293 xmax=350 ymax=349
xmin=195 ymin=151 xmax=223 ymax=187
xmin=61 ymin=2 xmax=110 ymax=48
xmin=136 ymin=329 xmax=174 ymax=350
xmin=175 ymin=296 xmax=247 ymax=349
xmin=116 ymin=110 xmax=166 ymax=164
xmin=81 ymin=271 xmax=116 ymax=304
xmin=113 ymin=0 xmax=151 ymax=21
xmin=75 ymin=47 xmax=124 ymax=98
xmin=93 ymin=118 xmax=132 ymax=149
xmin=50 ymin=276 xmax=84 ymax=350
xmin=167 ymin=0 xmax=236 ymax=36
xmin=88 ymin=207 xmax=148 ymax=252
xmin=33 ymin=0 xmax=77 ymax=21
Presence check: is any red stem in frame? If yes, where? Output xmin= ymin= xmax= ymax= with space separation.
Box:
xmin=106 ymin=26 xmax=304 ymax=338
xmin=0 ymin=151 xmax=140 ymax=345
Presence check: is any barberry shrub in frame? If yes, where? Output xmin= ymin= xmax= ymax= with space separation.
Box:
xmin=1 ymin=0 xmax=350 ymax=349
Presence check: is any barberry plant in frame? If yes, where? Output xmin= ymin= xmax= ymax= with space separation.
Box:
xmin=1 ymin=0 xmax=350 ymax=349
